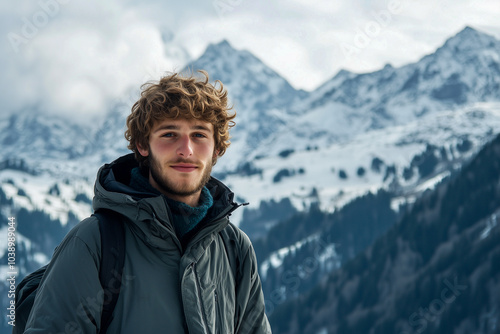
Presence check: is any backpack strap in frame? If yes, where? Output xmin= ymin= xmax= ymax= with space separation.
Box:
xmin=93 ymin=209 xmax=126 ymax=334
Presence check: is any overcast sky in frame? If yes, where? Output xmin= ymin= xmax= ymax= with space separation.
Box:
xmin=2 ymin=0 xmax=500 ymax=123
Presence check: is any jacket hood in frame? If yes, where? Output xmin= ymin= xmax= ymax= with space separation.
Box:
xmin=92 ymin=153 xmax=240 ymax=250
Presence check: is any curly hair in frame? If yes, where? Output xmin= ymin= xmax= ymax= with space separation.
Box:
xmin=125 ymin=70 xmax=235 ymax=167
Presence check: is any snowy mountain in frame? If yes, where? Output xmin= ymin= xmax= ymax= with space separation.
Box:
xmin=0 ymin=112 xmax=89 ymax=162
xmin=269 ymin=131 xmax=500 ymax=334
xmin=236 ymin=103 xmax=500 ymax=234
xmin=1 ymin=26 xmax=500 ymax=333
xmin=0 ymin=106 xmax=131 ymax=179
xmin=184 ymin=40 xmax=305 ymax=113
xmin=286 ymin=26 xmax=500 ymax=145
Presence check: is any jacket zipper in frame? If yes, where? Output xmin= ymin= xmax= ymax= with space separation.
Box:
xmin=186 ymin=202 xmax=242 ymax=248
xmin=215 ymin=290 xmax=224 ymax=334
xmin=192 ymin=262 xmax=210 ymax=334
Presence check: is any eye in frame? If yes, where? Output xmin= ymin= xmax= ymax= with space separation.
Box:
xmin=193 ymin=133 xmax=206 ymax=138
xmin=161 ymin=132 xmax=175 ymax=138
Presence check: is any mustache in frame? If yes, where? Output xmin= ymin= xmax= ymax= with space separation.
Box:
xmin=170 ymin=158 xmax=201 ymax=165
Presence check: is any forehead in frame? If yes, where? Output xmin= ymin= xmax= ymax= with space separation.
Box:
xmin=152 ymin=118 xmax=214 ymax=133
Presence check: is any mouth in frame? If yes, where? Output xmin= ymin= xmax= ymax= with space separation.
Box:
xmin=170 ymin=164 xmax=198 ymax=173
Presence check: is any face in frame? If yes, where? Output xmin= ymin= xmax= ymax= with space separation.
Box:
xmin=137 ymin=118 xmax=217 ymax=206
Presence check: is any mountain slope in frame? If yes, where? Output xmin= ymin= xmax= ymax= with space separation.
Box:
xmin=269 ymin=132 xmax=500 ymax=334
xmin=231 ymin=103 xmax=500 ymax=225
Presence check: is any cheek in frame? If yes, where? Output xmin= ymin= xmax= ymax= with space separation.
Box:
xmin=152 ymin=140 xmax=173 ymax=153
xmin=202 ymin=144 xmax=216 ymax=158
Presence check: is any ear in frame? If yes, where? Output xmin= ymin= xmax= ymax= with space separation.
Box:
xmin=137 ymin=143 xmax=149 ymax=157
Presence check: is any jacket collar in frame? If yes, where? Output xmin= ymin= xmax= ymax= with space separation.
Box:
xmin=92 ymin=153 xmax=240 ymax=250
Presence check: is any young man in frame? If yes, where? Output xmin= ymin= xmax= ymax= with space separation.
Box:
xmin=25 ymin=71 xmax=271 ymax=333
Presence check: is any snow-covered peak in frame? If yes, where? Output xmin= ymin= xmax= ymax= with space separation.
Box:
xmin=293 ymin=26 xmax=500 ymax=143
xmin=204 ymin=39 xmax=235 ymax=58
xmin=182 ymin=39 xmax=302 ymax=111
xmin=440 ymin=26 xmax=500 ymax=53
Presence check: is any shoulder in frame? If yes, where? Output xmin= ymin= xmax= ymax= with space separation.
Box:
xmin=221 ymin=222 xmax=253 ymax=255
xmin=67 ymin=216 xmax=100 ymax=243
xmin=220 ymin=223 xmax=261 ymax=286
xmin=39 ymin=216 xmax=102 ymax=279
xmin=220 ymin=223 xmax=258 ymax=276
xmin=56 ymin=216 xmax=101 ymax=256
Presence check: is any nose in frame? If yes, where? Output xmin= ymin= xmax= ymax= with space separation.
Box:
xmin=176 ymin=135 xmax=193 ymax=157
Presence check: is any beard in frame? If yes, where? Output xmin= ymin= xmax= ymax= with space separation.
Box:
xmin=148 ymin=151 xmax=213 ymax=198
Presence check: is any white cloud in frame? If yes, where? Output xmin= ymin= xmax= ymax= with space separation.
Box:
xmin=2 ymin=0 xmax=500 ymax=122
xmin=2 ymin=0 xmax=188 ymax=122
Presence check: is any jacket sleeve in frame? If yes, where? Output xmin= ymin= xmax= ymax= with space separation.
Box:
xmin=24 ymin=217 xmax=104 ymax=334
xmin=234 ymin=232 xmax=272 ymax=334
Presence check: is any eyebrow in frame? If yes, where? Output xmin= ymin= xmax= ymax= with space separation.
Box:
xmin=153 ymin=124 xmax=212 ymax=133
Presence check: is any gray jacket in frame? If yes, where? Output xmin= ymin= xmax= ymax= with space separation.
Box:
xmin=25 ymin=154 xmax=271 ymax=333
